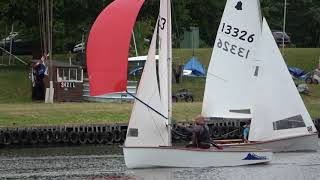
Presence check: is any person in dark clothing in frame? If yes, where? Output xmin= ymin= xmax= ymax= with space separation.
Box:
xmin=178 ymin=115 xmax=221 ymax=149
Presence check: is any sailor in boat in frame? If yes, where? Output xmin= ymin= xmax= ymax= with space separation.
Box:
xmin=178 ymin=115 xmax=220 ymax=149
xmin=243 ymin=121 xmax=251 ymax=143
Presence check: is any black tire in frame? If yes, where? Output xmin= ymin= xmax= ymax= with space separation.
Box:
xmin=96 ymin=132 xmax=105 ymax=144
xmin=61 ymin=131 xmax=69 ymax=144
xmin=113 ymin=129 xmax=122 ymax=143
xmin=184 ymin=96 xmax=194 ymax=102
xmin=11 ymin=131 xmax=20 ymax=144
xmin=104 ymin=131 xmax=113 ymax=144
xmin=53 ymin=131 xmax=62 ymax=143
xmin=29 ymin=130 xmax=39 ymax=144
xmin=45 ymin=131 xmax=54 ymax=144
xmin=38 ymin=131 xmax=46 ymax=144
xmin=2 ymin=131 xmax=12 ymax=145
xmin=69 ymin=131 xmax=79 ymax=144
xmin=121 ymin=129 xmax=127 ymax=142
xmin=228 ymin=127 xmax=236 ymax=139
xmin=314 ymin=79 xmax=319 ymax=84
xmin=87 ymin=132 xmax=96 ymax=144
xmin=220 ymin=127 xmax=228 ymax=138
xmin=306 ymin=77 xmax=313 ymax=84
xmin=19 ymin=130 xmax=29 ymax=144
xmin=78 ymin=132 xmax=87 ymax=145
xmin=212 ymin=126 xmax=220 ymax=138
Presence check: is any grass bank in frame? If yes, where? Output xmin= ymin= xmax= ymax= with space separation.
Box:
xmin=0 ymin=102 xmax=202 ymax=127
xmin=0 ymin=48 xmax=319 ymax=127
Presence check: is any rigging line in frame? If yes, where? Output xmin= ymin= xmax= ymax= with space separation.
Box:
xmin=49 ymin=0 xmax=53 ymax=82
xmin=171 ymin=0 xmax=180 ymax=43
xmin=43 ymin=0 xmax=47 ymax=54
xmin=126 ymin=90 xmax=168 ymax=120
xmin=38 ymin=0 xmax=43 ymax=54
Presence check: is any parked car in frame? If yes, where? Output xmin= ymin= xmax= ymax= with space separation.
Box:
xmin=73 ymin=42 xmax=85 ymax=53
xmin=271 ymin=30 xmax=291 ymax=46
xmin=0 ymin=32 xmax=19 ymax=42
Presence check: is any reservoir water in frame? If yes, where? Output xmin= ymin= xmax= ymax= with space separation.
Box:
xmin=0 ymin=142 xmax=319 ymax=180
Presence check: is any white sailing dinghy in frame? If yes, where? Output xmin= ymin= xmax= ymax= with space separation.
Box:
xmin=202 ymin=0 xmax=318 ymax=152
xmin=87 ymin=0 xmax=272 ymax=169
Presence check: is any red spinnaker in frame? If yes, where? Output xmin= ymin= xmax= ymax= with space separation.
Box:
xmin=87 ymin=0 xmax=145 ymax=96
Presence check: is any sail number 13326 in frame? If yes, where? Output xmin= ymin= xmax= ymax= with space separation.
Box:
xmin=221 ymin=23 xmax=255 ymax=43
xmin=217 ymin=39 xmax=250 ymax=59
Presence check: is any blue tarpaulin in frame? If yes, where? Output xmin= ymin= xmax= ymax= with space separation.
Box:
xmin=183 ymin=56 xmax=206 ymax=77
xmin=288 ymin=67 xmax=305 ymax=77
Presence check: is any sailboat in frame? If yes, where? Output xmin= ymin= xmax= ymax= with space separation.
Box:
xmin=87 ymin=0 xmax=272 ymax=168
xmin=202 ymin=0 xmax=318 ymax=152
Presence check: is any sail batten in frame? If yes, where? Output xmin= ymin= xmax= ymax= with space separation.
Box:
xmin=87 ymin=0 xmax=144 ymax=96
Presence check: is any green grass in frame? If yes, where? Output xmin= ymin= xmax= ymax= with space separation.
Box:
xmin=0 ymin=48 xmax=319 ymax=127
xmin=0 ymin=102 xmax=202 ymax=127
xmin=0 ymin=66 xmax=31 ymax=103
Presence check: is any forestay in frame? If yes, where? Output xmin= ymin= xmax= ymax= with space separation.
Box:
xmin=249 ymin=19 xmax=317 ymax=141
xmin=202 ymin=0 xmax=263 ymax=119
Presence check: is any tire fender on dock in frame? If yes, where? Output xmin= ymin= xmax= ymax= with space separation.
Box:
xmin=11 ymin=131 xmax=20 ymax=144
xmin=2 ymin=131 xmax=11 ymax=145
xmin=96 ymin=132 xmax=105 ymax=144
xmin=69 ymin=131 xmax=79 ymax=144
xmin=113 ymin=129 xmax=122 ymax=143
xmin=87 ymin=132 xmax=96 ymax=144
xmin=45 ymin=131 xmax=54 ymax=144
xmin=53 ymin=131 xmax=62 ymax=143
xmin=19 ymin=130 xmax=29 ymax=144
xmin=78 ymin=132 xmax=87 ymax=144
xmin=61 ymin=131 xmax=69 ymax=143
xmin=104 ymin=131 xmax=113 ymax=144
xmin=29 ymin=130 xmax=39 ymax=144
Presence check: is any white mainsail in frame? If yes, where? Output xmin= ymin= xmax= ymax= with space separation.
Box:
xmin=125 ymin=0 xmax=171 ymax=147
xmin=202 ymin=0 xmax=262 ymax=119
xmin=125 ymin=23 xmax=169 ymax=147
xmin=249 ymin=19 xmax=317 ymax=141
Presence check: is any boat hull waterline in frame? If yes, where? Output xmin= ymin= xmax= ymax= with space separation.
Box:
xmin=123 ymin=146 xmax=272 ymax=168
xmin=220 ymin=133 xmax=318 ymax=152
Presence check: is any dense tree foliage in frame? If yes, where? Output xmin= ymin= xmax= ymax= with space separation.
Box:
xmin=0 ymin=0 xmax=319 ymax=53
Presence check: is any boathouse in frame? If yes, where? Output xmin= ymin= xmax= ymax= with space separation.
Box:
xmin=31 ymin=60 xmax=84 ymax=102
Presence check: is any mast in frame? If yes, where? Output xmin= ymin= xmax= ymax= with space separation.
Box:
xmin=167 ymin=0 xmax=172 ymax=146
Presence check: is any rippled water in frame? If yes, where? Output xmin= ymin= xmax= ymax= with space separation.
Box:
xmin=0 ymin=142 xmax=320 ymax=180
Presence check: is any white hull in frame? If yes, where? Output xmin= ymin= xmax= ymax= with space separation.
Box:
xmin=123 ymin=146 xmax=272 ymax=169
xmin=221 ymin=133 xmax=319 ymax=152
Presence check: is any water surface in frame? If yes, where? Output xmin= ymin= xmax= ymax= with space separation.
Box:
xmin=0 ymin=143 xmax=319 ymax=180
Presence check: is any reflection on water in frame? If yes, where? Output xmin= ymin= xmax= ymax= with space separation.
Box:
xmin=0 ymin=143 xmax=320 ymax=180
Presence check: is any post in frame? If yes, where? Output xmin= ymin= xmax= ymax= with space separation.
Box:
xmin=282 ymin=0 xmax=287 ymax=55
xmin=9 ymin=24 xmax=14 ymax=65
xmin=132 ymin=30 xmax=138 ymax=57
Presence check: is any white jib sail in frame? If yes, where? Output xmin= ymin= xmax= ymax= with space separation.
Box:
xmin=249 ymin=18 xmax=317 ymax=141
xmin=202 ymin=0 xmax=263 ymax=119
xmin=125 ymin=22 xmax=169 ymax=147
